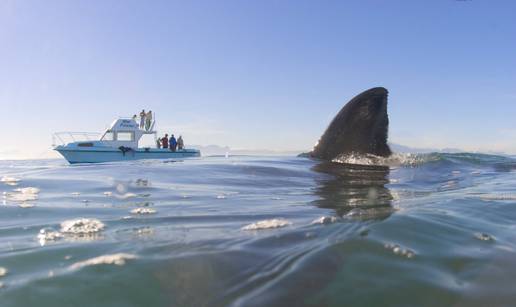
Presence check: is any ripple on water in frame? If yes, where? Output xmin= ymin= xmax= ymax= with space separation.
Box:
xmin=242 ymin=218 xmax=292 ymax=230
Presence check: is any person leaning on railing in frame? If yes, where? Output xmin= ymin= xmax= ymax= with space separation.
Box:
xmin=177 ymin=136 xmax=184 ymax=150
xmin=161 ymin=134 xmax=169 ymax=149
xmin=139 ymin=109 xmax=146 ymax=129
xmin=145 ymin=110 xmax=153 ymax=131
xmin=169 ymin=134 xmax=177 ymax=152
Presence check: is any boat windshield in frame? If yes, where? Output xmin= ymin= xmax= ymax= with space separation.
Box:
xmin=101 ymin=131 xmax=114 ymax=141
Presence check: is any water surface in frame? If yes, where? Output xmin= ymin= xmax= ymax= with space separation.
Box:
xmin=1 ymin=154 xmax=516 ymax=306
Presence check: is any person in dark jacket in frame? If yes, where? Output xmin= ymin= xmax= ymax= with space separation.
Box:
xmin=161 ymin=134 xmax=169 ymax=149
xmin=169 ymin=134 xmax=177 ymax=152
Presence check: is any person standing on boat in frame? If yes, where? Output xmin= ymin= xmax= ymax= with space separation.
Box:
xmin=161 ymin=134 xmax=169 ymax=149
xmin=139 ymin=110 xmax=146 ymax=129
xmin=145 ymin=110 xmax=153 ymax=131
xmin=156 ymin=137 xmax=162 ymax=149
xmin=177 ymin=136 xmax=184 ymax=150
xmin=169 ymin=134 xmax=177 ymax=152
xmin=132 ymin=114 xmax=137 ymax=122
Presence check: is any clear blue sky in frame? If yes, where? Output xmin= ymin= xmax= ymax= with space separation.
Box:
xmin=1 ymin=0 xmax=515 ymax=159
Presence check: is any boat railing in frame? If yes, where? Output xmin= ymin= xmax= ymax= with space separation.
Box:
xmin=52 ymin=132 xmax=101 ymax=146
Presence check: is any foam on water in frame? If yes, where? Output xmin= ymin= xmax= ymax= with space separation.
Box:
xmin=332 ymin=152 xmax=438 ymax=167
xmin=14 ymin=187 xmax=40 ymax=194
xmin=242 ymin=218 xmax=292 ymax=230
xmin=60 ymin=218 xmax=105 ymax=234
xmin=4 ymin=187 xmax=39 ymax=202
xmin=475 ymin=232 xmax=495 ymax=241
xmin=37 ymin=228 xmax=63 ymax=246
xmin=69 ymin=253 xmax=138 ymax=270
xmin=130 ymin=208 xmax=156 ymax=214
xmin=0 ymin=267 xmax=7 ymax=277
xmin=0 ymin=176 xmax=20 ymax=185
xmin=479 ymin=193 xmax=516 ymax=201
xmin=311 ymin=216 xmax=338 ymax=225
xmin=115 ymin=193 xmax=137 ymax=200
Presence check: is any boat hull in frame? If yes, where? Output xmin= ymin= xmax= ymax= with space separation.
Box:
xmin=54 ymin=147 xmax=201 ymax=164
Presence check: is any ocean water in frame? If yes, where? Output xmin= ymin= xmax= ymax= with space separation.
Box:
xmin=1 ymin=153 xmax=516 ymax=307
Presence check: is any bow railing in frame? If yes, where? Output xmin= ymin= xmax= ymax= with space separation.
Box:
xmin=52 ymin=132 xmax=101 ymax=146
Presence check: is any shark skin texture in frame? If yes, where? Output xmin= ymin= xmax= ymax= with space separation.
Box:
xmin=309 ymin=87 xmax=392 ymax=161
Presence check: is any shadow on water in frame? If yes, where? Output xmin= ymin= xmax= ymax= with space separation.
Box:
xmin=311 ymin=161 xmax=394 ymax=219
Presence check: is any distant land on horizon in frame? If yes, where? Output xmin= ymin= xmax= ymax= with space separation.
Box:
xmin=0 ymin=143 xmax=510 ymax=161
xmin=193 ymin=143 xmax=508 ymax=157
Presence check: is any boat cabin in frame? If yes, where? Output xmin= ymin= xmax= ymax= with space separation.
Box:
xmin=99 ymin=118 xmax=156 ymax=148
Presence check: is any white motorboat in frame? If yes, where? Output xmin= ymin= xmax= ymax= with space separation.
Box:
xmin=53 ymin=117 xmax=200 ymax=163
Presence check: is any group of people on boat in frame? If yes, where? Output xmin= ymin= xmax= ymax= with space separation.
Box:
xmin=157 ymin=134 xmax=184 ymax=151
xmin=132 ymin=110 xmax=153 ymax=131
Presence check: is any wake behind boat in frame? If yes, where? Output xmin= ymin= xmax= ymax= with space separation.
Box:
xmin=53 ymin=117 xmax=200 ymax=163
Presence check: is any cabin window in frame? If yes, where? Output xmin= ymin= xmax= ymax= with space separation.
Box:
xmin=102 ymin=132 xmax=114 ymax=141
xmin=116 ymin=132 xmax=134 ymax=141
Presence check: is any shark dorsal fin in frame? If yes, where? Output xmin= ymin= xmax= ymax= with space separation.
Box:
xmin=310 ymin=87 xmax=391 ymax=160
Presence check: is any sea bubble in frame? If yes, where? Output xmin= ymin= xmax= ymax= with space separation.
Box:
xmin=384 ymin=243 xmax=416 ymax=259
